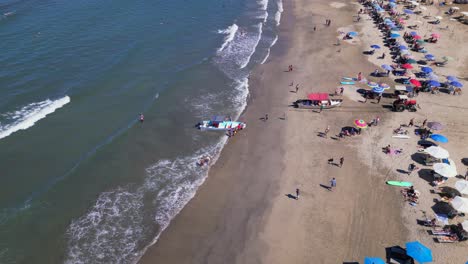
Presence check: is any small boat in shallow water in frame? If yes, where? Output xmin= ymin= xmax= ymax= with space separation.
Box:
xmin=197 ymin=116 xmax=246 ymax=131
xmin=293 ymin=93 xmax=343 ymax=109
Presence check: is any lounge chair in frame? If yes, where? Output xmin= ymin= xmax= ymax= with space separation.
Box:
xmin=436 ymin=235 xmax=458 ymax=243
xmin=431 ymin=229 xmax=453 ymax=236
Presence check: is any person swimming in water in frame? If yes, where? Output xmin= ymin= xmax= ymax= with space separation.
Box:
xmin=139 ymin=113 xmax=144 ymax=122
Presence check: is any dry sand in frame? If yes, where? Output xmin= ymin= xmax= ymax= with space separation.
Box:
xmin=140 ymin=0 xmax=467 ymax=263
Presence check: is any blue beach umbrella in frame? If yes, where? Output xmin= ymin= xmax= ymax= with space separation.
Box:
xmin=406 ymin=241 xmax=433 ymax=263
xmin=430 ymin=134 xmax=448 ymax=143
xmin=382 ymin=64 xmax=393 ymax=71
xmin=348 ymin=31 xmax=358 ymax=36
xmin=364 ymin=257 xmax=386 ymax=264
xmin=425 ymin=54 xmax=435 ymax=60
xmin=389 ymin=0 xmax=396 ymax=2
xmin=399 ymin=45 xmax=408 ymax=50
xmin=410 ymin=31 xmax=418 ymax=36
xmin=427 ymin=80 xmax=440 ymax=87
xmin=372 ymin=87 xmax=385 ymax=93
xmin=389 ymin=2 xmax=397 ymax=7
xmin=371 ymin=44 xmax=381 ymax=49
xmin=446 ymin=76 xmax=458 ymax=82
xmin=421 ymin=67 xmax=433 ymax=73
xmin=450 ymin=81 xmax=463 ymax=88
xmin=404 ymin=9 xmax=414 ymax=14
xmin=390 ymin=33 xmax=400 ymax=38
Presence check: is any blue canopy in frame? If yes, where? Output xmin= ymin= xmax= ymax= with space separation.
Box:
xmin=371 ymin=44 xmax=381 ymax=49
xmin=389 ymin=0 xmax=396 ymax=2
xmin=427 ymin=80 xmax=440 ymax=87
xmin=450 ymin=81 xmax=463 ymax=88
xmin=399 ymin=45 xmax=408 ymax=50
xmin=348 ymin=31 xmax=358 ymax=36
xmin=430 ymin=134 xmax=448 ymax=143
xmin=425 ymin=54 xmax=435 ymax=60
xmin=410 ymin=31 xmax=418 ymax=36
xmin=421 ymin=67 xmax=433 ymax=73
xmin=364 ymin=257 xmax=386 ymax=264
xmin=446 ymin=76 xmax=458 ymax=82
xmin=406 ymin=241 xmax=433 ymax=263
xmin=404 ymin=9 xmax=414 ymax=14
xmin=382 ymin=64 xmax=393 ymax=70
xmin=390 ymin=33 xmax=400 ymax=38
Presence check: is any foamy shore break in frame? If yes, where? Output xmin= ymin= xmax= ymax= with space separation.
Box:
xmin=140 ymin=0 xmax=467 ymax=263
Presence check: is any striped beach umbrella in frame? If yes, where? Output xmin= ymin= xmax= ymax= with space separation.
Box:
xmin=354 ymin=119 xmax=368 ymax=128
xmin=372 ymin=86 xmax=385 ymax=93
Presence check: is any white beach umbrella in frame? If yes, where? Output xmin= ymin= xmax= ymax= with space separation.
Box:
xmin=462 ymin=12 xmax=468 ymax=17
xmin=455 ymin=180 xmax=468 ymax=195
xmin=451 ymin=196 xmax=468 ymax=213
xmin=435 ymin=16 xmax=443 ymax=20
xmin=451 ymin=7 xmax=460 ymax=10
xmin=424 ymin=146 xmax=449 ymax=159
xmin=462 ymin=220 xmax=468 ymax=232
xmin=433 ymin=163 xmax=457 ymax=178
xmin=420 ymin=6 xmax=427 ymax=10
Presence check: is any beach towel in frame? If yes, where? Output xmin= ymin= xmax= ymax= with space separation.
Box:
xmin=436 ymin=214 xmax=449 ymax=225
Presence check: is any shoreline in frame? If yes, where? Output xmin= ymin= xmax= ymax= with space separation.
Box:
xmin=140 ymin=0 xmax=467 ymax=263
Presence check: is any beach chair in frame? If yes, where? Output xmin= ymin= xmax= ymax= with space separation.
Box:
xmin=436 ymin=235 xmax=458 ymax=243
xmin=431 ymin=228 xmax=453 ymax=236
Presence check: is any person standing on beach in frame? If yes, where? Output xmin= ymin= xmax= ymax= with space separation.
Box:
xmin=340 ymin=87 xmax=344 ymax=95
xmin=265 ymin=114 xmax=269 ymax=121
xmin=319 ymin=102 xmax=324 ymax=113
xmin=377 ymin=95 xmax=381 ymax=104
xmin=296 ymin=188 xmax=300 ymax=200
xmin=422 ymin=119 xmax=427 ymax=128
xmin=324 ymin=125 xmax=330 ymax=138
xmin=339 ymin=157 xmax=344 ymax=168
xmin=328 ymin=158 xmax=334 ymax=165
xmin=295 ymin=84 xmax=299 ymax=93
xmin=408 ymin=118 xmax=414 ymax=127
xmin=330 ymin=178 xmax=337 ymax=191
xmin=313 ymin=26 xmax=316 ymax=31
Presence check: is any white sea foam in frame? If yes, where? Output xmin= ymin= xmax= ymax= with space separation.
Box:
xmin=217 ymin=23 xmax=238 ymax=52
xmin=240 ymin=23 xmax=263 ymax=69
xmin=258 ymin=0 xmax=268 ymax=10
xmin=0 ymin=96 xmax=70 ymax=140
xmin=261 ymin=35 xmax=278 ymax=64
xmin=275 ymin=0 xmax=283 ymax=26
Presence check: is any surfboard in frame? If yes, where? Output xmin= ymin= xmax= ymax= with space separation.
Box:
xmin=340 ymin=81 xmax=355 ymax=85
xmin=386 ymin=181 xmax=412 ymax=187
xmin=392 ymin=135 xmax=410 ymax=139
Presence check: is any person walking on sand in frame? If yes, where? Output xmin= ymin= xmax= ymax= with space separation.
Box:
xmin=324 ymin=125 xmax=330 ymax=138
xmin=357 ymin=72 xmax=362 ymax=81
xmin=377 ymin=95 xmax=381 ymax=104
xmin=296 ymin=188 xmax=300 ymax=200
xmin=339 ymin=157 xmax=344 ymax=168
xmin=422 ymin=119 xmax=427 ymax=128
xmin=295 ymin=84 xmax=299 ymax=93
xmin=340 ymin=86 xmax=344 ymax=95
xmin=313 ymin=26 xmax=316 ymax=31
xmin=408 ymin=118 xmax=414 ymax=127
xmin=265 ymin=114 xmax=269 ymax=121
xmin=319 ymin=102 xmax=324 ymax=113
xmin=330 ymin=178 xmax=337 ymax=191
xmin=289 ymin=81 xmax=294 ymax=86
xmin=328 ymin=158 xmax=334 ymax=165
xmin=288 ymin=65 xmax=293 ymax=72
xmin=408 ymin=163 xmax=415 ymax=175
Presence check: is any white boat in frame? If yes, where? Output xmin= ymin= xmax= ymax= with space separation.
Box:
xmin=197 ymin=116 xmax=246 ymax=131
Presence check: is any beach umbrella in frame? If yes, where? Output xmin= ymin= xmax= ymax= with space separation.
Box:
xmin=367 ymin=81 xmax=379 ymax=88
xmin=413 ymin=35 xmax=422 ymax=40
xmin=421 ymin=67 xmax=433 ymax=73
xmin=442 ymin=56 xmax=453 ymax=61
xmin=370 ymin=44 xmax=381 ymax=49
xmin=406 ymin=59 xmax=417 ymax=64
xmin=428 ymin=73 xmax=439 ymax=81
xmin=427 ymin=122 xmax=443 ymax=130
xmin=435 ymin=16 xmax=443 ymax=20
xmin=372 ymin=87 xmax=385 ymax=93
xmin=425 ymin=54 xmax=435 ymax=61
xmin=410 ymin=0 xmax=420 ymax=5
xmin=390 ymin=33 xmax=400 ymax=38
xmin=389 ymin=2 xmax=397 ymax=7
xmin=364 ymin=257 xmax=385 ymax=264
xmin=434 ymin=163 xmax=457 ymax=177
xmin=405 ymin=241 xmax=433 ymax=263
xmin=420 ymin=6 xmax=427 ymax=10
xmin=451 ymin=196 xmax=468 ymax=213
xmin=382 ymin=64 xmax=393 ymax=71
xmin=404 ymin=9 xmax=414 ymax=14
xmin=402 ymin=63 xmax=413 ymax=69
xmin=354 ymin=119 xmax=368 ymax=129
xmin=430 ymin=134 xmax=448 ymax=143
xmin=410 ymin=79 xmax=422 ymax=87
xmin=462 ymin=220 xmax=468 ymax=232
xmin=450 ymin=81 xmax=463 ymax=88
xmin=400 ymin=49 xmax=411 ymax=55
xmin=427 ymin=80 xmax=440 ymax=87
xmin=416 ymin=39 xmax=426 ymax=44
xmin=410 ymin=31 xmax=418 ymax=36
xmin=424 ymin=146 xmax=449 ymax=159
xmin=348 ymin=31 xmax=358 ymax=36
xmin=389 ymin=0 xmax=396 ymax=2
xmin=446 ymin=76 xmax=458 ymax=82
xmin=455 ymin=180 xmax=468 ymax=195
xmin=379 ymin=83 xmax=390 ymax=89
xmin=431 ymin=33 xmax=440 ymax=39
xmin=399 ymin=45 xmax=408 ymax=50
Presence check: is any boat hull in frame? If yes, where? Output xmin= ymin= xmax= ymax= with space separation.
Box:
xmin=293 ymin=99 xmax=343 ymax=109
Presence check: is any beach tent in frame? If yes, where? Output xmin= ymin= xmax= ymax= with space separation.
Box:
xmin=364 ymin=257 xmax=385 ymax=264
xmin=430 ymin=134 xmax=447 ymax=143
xmin=451 ymin=196 xmax=468 ymax=213
xmin=433 ymin=163 xmax=457 ymax=178
xmin=462 ymin=220 xmax=468 ymax=232
xmin=455 ymin=180 xmax=468 ymax=195
xmin=424 ymin=146 xmax=449 ymax=159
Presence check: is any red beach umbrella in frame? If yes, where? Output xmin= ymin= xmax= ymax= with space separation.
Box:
xmin=410 ymin=79 xmax=422 ymax=87
xmin=402 ymin=63 xmax=413 ymax=69
xmin=413 ymin=35 xmax=422 ymax=40
xmin=431 ymin=33 xmax=440 ymax=39
xmin=354 ymin=119 xmax=368 ymax=128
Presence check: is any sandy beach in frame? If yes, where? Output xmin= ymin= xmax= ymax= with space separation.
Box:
xmin=140 ymin=0 xmax=468 ymax=263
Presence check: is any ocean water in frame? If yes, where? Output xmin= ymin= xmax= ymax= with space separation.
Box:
xmin=0 ymin=0 xmax=282 ymax=263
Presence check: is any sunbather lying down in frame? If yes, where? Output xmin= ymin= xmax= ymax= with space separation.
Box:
xmin=436 ymin=234 xmax=459 ymax=243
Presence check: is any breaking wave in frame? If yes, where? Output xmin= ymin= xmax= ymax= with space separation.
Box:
xmin=0 ymin=96 xmax=70 ymax=140
xmin=217 ymin=23 xmax=239 ymax=52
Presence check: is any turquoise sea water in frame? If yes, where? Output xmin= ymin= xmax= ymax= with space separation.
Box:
xmin=0 ymin=0 xmax=282 ymax=262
